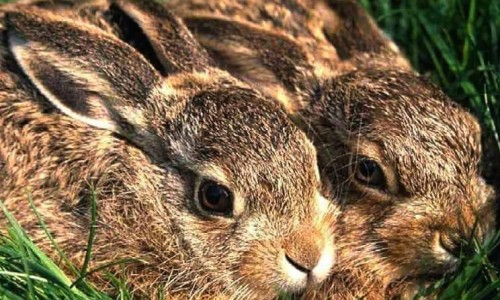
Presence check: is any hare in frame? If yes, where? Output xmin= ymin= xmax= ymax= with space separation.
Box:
xmin=0 ymin=0 xmax=338 ymax=298
xmin=165 ymin=0 xmax=498 ymax=298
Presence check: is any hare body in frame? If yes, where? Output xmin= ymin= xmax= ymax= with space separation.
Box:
xmin=0 ymin=1 xmax=337 ymax=298
xmin=165 ymin=0 xmax=498 ymax=298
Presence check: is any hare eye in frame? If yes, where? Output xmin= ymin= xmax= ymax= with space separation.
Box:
xmin=355 ymin=159 xmax=385 ymax=188
xmin=198 ymin=180 xmax=233 ymax=216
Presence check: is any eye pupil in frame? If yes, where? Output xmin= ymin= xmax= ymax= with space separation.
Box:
xmin=199 ymin=180 xmax=233 ymax=216
xmin=360 ymin=161 xmax=377 ymax=177
xmin=355 ymin=159 xmax=385 ymax=188
xmin=205 ymin=184 xmax=228 ymax=205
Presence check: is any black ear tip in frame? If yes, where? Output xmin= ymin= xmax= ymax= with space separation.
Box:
xmin=4 ymin=11 xmax=19 ymax=29
xmin=105 ymin=0 xmax=213 ymax=73
xmin=104 ymin=1 xmax=168 ymax=75
xmin=4 ymin=10 xmax=31 ymax=26
xmin=4 ymin=11 xmax=40 ymax=43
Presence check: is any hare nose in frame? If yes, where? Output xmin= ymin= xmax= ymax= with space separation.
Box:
xmin=283 ymin=227 xmax=325 ymax=272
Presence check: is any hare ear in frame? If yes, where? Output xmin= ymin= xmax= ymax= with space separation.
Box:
xmin=106 ymin=0 xmax=213 ymax=74
xmin=183 ymin=16 xmax=315 ymax=109
xmin=6 ymin=11 xmax=161 ymax=137
xmin=316 ymin=0 xmax=407 ymax=63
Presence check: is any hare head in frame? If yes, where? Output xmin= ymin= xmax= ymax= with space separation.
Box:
xmin=0 ymin=0 xmax=337 ymax=297
xmin=310 ymin=69 xmax=496 ymax=280
xmin=167 ymin=0 xmax=497 ymax=288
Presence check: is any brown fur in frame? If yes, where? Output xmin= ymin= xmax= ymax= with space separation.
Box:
xmin=0 ymin=1 xmax=338 ymax=298
xmin=164 ymin=0 xmax=498 ymax=298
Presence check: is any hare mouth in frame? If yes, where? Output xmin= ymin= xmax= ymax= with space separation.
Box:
xmin=278 ymin=247 xmax=335 ymax=294
xmin=401 ymin=263 xmax=458 ymax=283
xmin=433 ymin=232 xmax=460 ymax=267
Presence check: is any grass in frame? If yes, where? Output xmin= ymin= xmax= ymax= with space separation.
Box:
xmin=0 ymin=194 xmax=136 ymax=300
xmin=0 ymin=204 xmax=108 ymax=300
xmin=0 ymin=0 xmax=499 ymax=299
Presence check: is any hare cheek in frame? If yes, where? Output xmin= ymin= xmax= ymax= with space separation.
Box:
xmin=315 ymin=193 xmax=333 ymax=219
xmin=236 ymin=241 xmax=283 ymax=295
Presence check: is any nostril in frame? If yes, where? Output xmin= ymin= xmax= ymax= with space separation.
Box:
xmin=285 ymin=253 xmax=311 ymax=274
xmin=439 ymin=234 xmax=462 ymax=258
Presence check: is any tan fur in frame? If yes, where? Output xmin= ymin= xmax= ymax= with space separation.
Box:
xmin=0 ymin=1 xmax=339 ymax=298
xmin=164 ymin=0 xmax=498 ymax=299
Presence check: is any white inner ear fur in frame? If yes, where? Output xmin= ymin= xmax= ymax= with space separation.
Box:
xmin=8 ymin=33 xmax=119 ymax=132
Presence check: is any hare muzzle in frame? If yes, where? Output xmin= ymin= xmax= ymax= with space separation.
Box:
xmin=281 ymin=226 xmax=334 ymax=289
xmin=433 ymin=231 xmax=461 ymax=266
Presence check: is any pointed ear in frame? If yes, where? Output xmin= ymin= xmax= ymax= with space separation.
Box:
xmin=6 ymin=11 xmax=161 ymax=137
xmin=105 ymin=0 xmax=213 ymax=74
xmin=182 ymin=16 xmax=316 ymax=111
xmin=315 ymin=0 xmax=410 ymax=68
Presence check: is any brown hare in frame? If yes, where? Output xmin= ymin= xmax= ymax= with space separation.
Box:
xmin=0 ymin=0 xmax=338 ymax=298
xmin=165 ymin=0 xmax=498 ymax=298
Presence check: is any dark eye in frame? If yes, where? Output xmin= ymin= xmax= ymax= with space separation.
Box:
xmin=355 ymin=159 xmax=386 ymax=188
xmin=198 ymin=180 xmax=233 ymax=216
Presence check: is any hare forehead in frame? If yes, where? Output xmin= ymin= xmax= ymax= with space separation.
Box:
xmin=182 ymin=87 xmax=295 ymax=142
xmin=342 ymin=101 xmax=481 ymax=195
xmin=193 ymin=130 xmax=318 ymax=194
xmin=378 ymin=135 xmax=479 ymax=193
xmin=168 ymin=87 xmax=320 ymax=190
xmin=351 ymin=94 xmax=480 ymax=164
xmin=384 ymin=109 xmax=478 ymax=158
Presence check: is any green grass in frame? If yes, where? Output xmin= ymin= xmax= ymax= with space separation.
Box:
xmin=0 ymin=0 xmax=499 ymax=299
xmin=0 ymin=204 xmax=108 ymax=300
xmin=0 ymin=195 xmax=136 ymax=300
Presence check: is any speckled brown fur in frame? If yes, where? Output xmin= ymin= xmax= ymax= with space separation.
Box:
xmin=0 ymin=1 xmax=338 ymax=298
xmin=165 ymin=0 xmax=498 ymax=298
